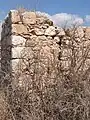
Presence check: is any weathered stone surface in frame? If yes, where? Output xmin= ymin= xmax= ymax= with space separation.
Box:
xmin=45 ymin=26 xmax=56 ymax=36
xmin=10 ymin=10 xmax=20 ymax=23
xmin=12 ymin=47 xmax=25 ymax=58
xmin=54 ymin=36 xmax=60 ymax=42
xmin=37 ymin=36 xmax=47 ymax=41
xmin=12 ymin=59 xmax=19 ymax=71
xmin=22 ymin=12 xmax=36 ymax=24
xmin=12 ymin=24 xmax=28 ymax=34
xmin=34 ymin=28 xmax=44 ymax=35
xmin=12 ymin=35 xmax=26 ymax=46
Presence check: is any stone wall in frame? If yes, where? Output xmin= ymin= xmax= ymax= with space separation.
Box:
xmin=1 ymin=10 xmax=90 ymax=86
xmin=1 ymin=10 xmax=66 ymax=85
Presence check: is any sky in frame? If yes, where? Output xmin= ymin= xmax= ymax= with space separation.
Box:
xmin=0 ymin=0 xmax=90 ymax=26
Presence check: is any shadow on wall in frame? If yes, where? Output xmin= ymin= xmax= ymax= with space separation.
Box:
xmin=1 ymin=15 xmax=12 ymax=86
xmin=0 ymin=22 xmax=2 ymax=71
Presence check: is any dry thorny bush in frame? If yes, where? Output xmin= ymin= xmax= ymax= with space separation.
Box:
xmin=0 ymin=25 xmax=90 ymax=120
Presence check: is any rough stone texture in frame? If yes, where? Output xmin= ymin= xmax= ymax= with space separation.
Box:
xmin=10 ymin=10 xmax=21 ymax=23
xmin=1 ymin=9 xmax=90 ymax=120
xmin=45 ymin=26 xmax=56 ymax=36
xmin=12 ymin=24 xmax=28 ymax=34
xmin=11 ymin=35 xmax=26 ymax=46
xmin=22 ymin=11 xmax=36 ymax=24
xmin=1 ymin=10 xmax=61 ymax=83
xmin=1 ymin=9 xmax=90 ymax=87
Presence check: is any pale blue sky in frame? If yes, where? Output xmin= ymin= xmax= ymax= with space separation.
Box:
xmin=0 ymin=0 xmax=90 ymax=26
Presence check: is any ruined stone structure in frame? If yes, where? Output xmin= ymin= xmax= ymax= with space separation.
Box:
xmin=1 ymin=9 xmax=90 ymax=120
xmin=1 ymin=10 xmax=66 ymax=86
xmin=1 ymin=10 xmax=90 ymax=87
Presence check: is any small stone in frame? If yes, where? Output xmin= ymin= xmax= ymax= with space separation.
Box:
xmin=12 ymin=47 xmax=25 ymax=58
xmin=12 ymin=59 xmax=19 ymax=71
xmin=47 ymin=36 xmax=52 ymax=40
xmin=45 ymin=26 xmax=56 ymax=36
xmin=42 ymin=25 xmax=48 ymax=29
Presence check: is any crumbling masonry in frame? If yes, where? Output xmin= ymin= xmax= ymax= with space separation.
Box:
xmin=1 ymin=10 xmax=90 ymax=86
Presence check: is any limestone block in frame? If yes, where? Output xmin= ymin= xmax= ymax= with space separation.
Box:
xmin=12 ymin=35 xmax=26 ymax=46
xmin=10 ymin=10 xmax=21 ymax=23
xmin=22 ymin=12 xmax=36 ymax=24
xmin=12 ymin=24 xmax=28 ymax=34
xmin=12 ymin=59 xmax=19 ymax=71
xmin=45 ymin=26 xmax=56 ymax=36
xmin=12 ymin=48 xmax=34 ymax=72
xmin=12 ymin=47 xmax=25 ymax=58
xmin=12 ymin=46 xmax=34 ymax=59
